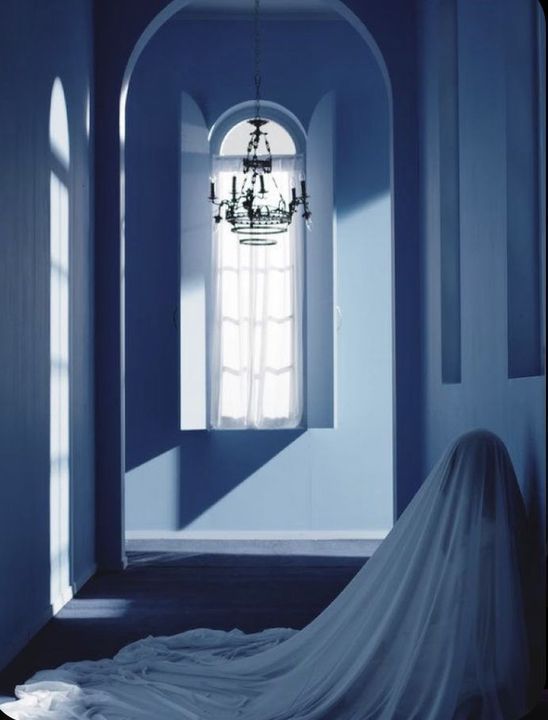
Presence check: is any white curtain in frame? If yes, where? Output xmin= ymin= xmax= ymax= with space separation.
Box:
xmin=210 ymin=156 xmax=304 ymax=430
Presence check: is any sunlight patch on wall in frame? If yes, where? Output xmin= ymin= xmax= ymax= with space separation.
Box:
xmin=49 ymin=78 xmax=71 ymax=613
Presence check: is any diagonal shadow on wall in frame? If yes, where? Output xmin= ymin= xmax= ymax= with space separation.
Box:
xmin=176 ymin=430 xmax=305 ymax=527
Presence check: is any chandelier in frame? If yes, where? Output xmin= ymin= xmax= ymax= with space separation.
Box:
xmin=208 ymin=0 xmax=311 ymax=246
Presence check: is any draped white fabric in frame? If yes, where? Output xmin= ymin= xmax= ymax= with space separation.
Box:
xmin=210 ymin=156 xmax=304 ymax=430
xmin=2 ymin=430 xmax=543 ymax=720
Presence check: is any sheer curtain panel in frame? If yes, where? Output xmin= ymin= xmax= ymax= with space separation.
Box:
xmin=210 ymin=156 xmax=304 ymax=429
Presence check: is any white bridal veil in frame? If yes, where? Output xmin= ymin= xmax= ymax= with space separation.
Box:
xmin=2 ymin=430 xmax=543 ymax=720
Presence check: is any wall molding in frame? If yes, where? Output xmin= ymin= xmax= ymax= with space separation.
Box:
xmin=126 ymin=530 xmax=389 ymax=540
xmin=125 ymin=532 xmax=387 ymax=558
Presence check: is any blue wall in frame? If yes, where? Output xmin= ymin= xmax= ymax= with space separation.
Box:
xmin=419 ymin=0 xmax=545 ymax=542
xmin=0 ymin=1 xmax=95 ymax=670
xmin=123 ymin=16 xmax=394 ymax=534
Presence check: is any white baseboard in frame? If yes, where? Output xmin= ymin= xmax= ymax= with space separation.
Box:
xmin=126 ymin=530 xmax=390 ymax=541
xmin=125 ymin=531 xmax=389 ymax=558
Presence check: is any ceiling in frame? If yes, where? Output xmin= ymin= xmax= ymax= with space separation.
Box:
xmin=183 ymin=0 xmax=340 ymax=20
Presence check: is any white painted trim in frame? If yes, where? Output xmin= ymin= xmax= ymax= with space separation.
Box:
xmin=126 ymin=529 xmax=390 ymax=540
xmin=51 ymin=586 xmax=73 ymax=616
xmin=52 ymin=561 xmax=97 ymax=631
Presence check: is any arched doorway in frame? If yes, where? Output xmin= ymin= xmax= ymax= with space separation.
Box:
xmin=107 ymin=0 xmax=395 ymax=566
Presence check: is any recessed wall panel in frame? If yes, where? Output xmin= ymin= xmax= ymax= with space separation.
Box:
xmin=439 ymin=0 xmax=462 ymax=384
xmin=506 ymin=0 xmax=543 ymax=379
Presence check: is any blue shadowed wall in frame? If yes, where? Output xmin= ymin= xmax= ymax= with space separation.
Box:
xmin=419 ymin=0 xmax=545 ymax=543
xmin=0 ymin=1 xmax=95 ymax=670
xmin=123 ymin=15 xmax=394 ymax=534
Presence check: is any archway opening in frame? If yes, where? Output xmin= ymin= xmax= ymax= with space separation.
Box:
xmin=120 ymin=0 xmax=394 ymax=558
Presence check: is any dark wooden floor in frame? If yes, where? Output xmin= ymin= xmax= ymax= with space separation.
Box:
xmin=0 ymin=552 xmax=545 ymax=718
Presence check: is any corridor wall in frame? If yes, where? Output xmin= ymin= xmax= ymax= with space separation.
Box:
xmin=419 ymin=0 xmax=545 ymax=542
xmin=0 ymin=0 xmax=95 ymax=672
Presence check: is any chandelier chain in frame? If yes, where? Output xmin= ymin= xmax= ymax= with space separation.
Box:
xmin=208 ymin=0 xmax=311 ymax=246
xmin=254 ymin=0 xmax=261 ymax=118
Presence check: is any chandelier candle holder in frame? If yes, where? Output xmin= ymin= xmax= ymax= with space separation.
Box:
xmin=209 ymin=0 xmax=311 ymax=246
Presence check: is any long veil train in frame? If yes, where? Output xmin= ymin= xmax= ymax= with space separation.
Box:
xmin=1 ymin=430 xmax=543 ymax=719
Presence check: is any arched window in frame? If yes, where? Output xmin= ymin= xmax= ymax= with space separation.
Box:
xmin=210 ymin=117 xmax=304 ymax=429
xmin=220 ymin=119 xmax=296 ymax=156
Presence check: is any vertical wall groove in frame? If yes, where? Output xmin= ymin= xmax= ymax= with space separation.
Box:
xmin=506 ymin=0 xmax=543 ymax=379
xmin=538 ymin=3 xmax=546 ymax=374
xmin=438 ymin=0 xmax=461 ymax=384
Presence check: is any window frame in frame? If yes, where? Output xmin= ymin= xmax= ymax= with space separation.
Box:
xmin=209 ymin=101 xmax=307 ymax=157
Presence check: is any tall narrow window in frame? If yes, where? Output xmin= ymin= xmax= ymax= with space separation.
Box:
xmin=49 ymin=79 xmax=71 ymax=612
xmin=210 ymin=120 xmax=304 ymax=429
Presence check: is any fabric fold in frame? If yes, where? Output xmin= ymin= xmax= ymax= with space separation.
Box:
xmin=1 ymin=430 xmax=543 ymax=720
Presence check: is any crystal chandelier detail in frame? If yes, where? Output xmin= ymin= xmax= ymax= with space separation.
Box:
xmin=208 ymin=0 xmax=311 ymax=246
